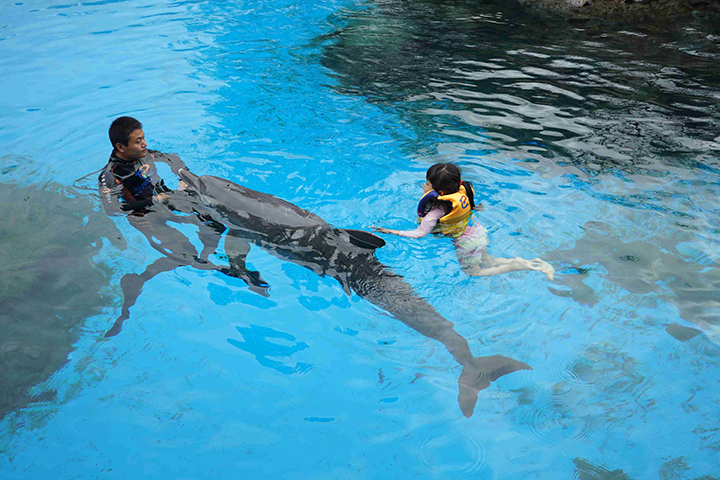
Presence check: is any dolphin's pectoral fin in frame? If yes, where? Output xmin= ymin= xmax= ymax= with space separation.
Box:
xmin=245 ymin=270 xmax=268 ymax=287
xmin=245 ymin=270 xmax=270 ymax=297
xmin=458 ymin=355 xmax=531 ymax=417
xmin=341 ymin=229 xmax=386 ymax=250
xmin=222 ymin=266 xmax=271 ymax=297
xmin=223 ymin=234 xmax=270 ymax=296
xmin=105 ymin=317 xmax=126 ymax=338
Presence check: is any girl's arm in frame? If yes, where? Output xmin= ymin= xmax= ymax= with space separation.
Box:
xmin=372 ymin=206 xmax=443 ymax=239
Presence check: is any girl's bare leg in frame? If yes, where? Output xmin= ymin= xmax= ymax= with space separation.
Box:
xmin=463 ymin=252 xmax=554 ymax=281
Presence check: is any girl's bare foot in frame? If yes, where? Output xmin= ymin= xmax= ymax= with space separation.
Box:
xmin=529 ymin=258 xmax=555 ymax=281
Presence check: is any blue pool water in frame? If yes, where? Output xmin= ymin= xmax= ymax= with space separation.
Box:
xmin=1 ymin=0 xmax=719 ymax=478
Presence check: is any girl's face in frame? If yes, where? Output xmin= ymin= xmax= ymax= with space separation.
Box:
xmin=423 ymin=180 xmax=434 ymax=194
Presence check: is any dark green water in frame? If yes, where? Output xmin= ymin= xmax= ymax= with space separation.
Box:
xmin=321 ymin=0 xmax=720 ymax=174
xmin=0 ymin=160 xmax=122 ymax=419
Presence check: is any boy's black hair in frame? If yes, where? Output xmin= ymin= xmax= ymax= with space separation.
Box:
xmin=426 ymin=163 xmax=461 ymax=194
xmin=109 ymin=116 xmax=142 ymax=149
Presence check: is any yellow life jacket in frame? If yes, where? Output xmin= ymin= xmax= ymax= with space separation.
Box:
xmin=417 ymin=182 xmax=475 ymax=237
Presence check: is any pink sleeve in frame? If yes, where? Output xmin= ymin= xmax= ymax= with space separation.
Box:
xmin=393 ymin=206 xmax=443 ymax=239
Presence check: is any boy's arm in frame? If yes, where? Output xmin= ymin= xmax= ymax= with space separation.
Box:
xmin=98 ymin=168 xmax=128 ymax=215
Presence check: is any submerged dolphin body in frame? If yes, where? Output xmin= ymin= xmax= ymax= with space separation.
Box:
xmin=183 ymin=170 xmax=532 ymax=415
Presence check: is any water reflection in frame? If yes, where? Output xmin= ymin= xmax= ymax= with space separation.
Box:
xmin=319 ymin=0 xmax=720 ymax=177
xmin=573 ymin=457 xmax=632 ymax=479
xmin=227 ymin=324 xmax=313 ymax=375
xmin=0 ymin=177 xmax=119 ymax=419
xmin=546 ymin=221 xmax=720 ymax=336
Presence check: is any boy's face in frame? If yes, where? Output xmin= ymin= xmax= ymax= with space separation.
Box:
xmin=115 ymin=129 xmax=147 ymax=161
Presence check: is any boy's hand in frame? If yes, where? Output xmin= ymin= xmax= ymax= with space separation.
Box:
xmin=153 ymin=193 xmax=170 ymax=203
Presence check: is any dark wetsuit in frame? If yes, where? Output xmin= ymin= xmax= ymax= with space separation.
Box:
xmin=99 ymin=150 xmax=179 ymax=215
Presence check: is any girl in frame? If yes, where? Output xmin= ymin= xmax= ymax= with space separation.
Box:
xmin=372 ymin=163 xmax=554 ymax=280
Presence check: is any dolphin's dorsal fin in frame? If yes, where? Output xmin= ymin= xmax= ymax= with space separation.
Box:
xmin=341 ymin=229 xmax=386 ymax=250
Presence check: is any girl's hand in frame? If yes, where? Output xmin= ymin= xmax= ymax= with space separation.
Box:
xmin=371 ymin=225 xmax=395 ymax=235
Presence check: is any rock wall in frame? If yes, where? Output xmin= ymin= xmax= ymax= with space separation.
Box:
xmin=519 ymin=0 xmax=720 ymax=22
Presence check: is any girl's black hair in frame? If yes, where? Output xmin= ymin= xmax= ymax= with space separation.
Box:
xmin=426 ymin=163 xmax=461 ymax=194
xmin=426 ymin=163 xmax=476 ymax=209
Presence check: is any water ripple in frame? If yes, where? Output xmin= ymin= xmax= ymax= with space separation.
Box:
xmin=416 ymin=431 xmax=488 ymax=475
xmin=519 ymin=397 xmax=592 ymax=445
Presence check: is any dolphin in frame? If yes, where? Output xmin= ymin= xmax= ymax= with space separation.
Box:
xmin=123 ymin=169 xmax=531 ymax=416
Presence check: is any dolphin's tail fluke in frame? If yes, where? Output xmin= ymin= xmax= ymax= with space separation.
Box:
xmin=458 ymin=355 xmax=531 ymax=417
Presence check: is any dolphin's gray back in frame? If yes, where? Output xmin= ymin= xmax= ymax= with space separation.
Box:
xmin=194 ymin=174 xmax=328 ymax=229
xmin=177 ymin=170 xmax=530 ymax=416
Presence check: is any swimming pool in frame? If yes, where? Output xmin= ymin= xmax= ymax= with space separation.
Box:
xmin=1 ymin=0 xmax=719 ymax=478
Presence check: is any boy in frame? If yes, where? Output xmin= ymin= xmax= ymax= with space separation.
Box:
xmin=99 ymin=117 xmax=267 ymax=336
